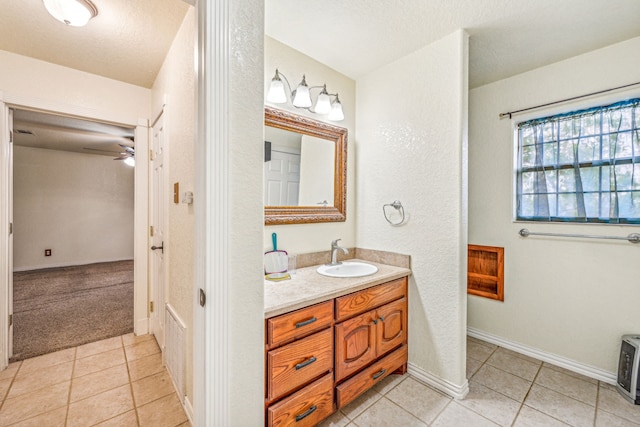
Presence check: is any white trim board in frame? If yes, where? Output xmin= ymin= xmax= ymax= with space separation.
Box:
xmin=467 ymin=327 xmax=617 ymax=384
xmin=408 ymin=363 xmax=469 ymax=400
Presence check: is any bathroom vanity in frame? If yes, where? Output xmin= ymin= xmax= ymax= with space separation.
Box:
xmin=264 ymin=260 xmax=411 ymax=426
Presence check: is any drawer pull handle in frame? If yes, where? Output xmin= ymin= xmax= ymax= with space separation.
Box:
xmin=372 ymin=368 xmax=387 ymax=380
xmin=295 ymin=317 xmax=317 ymax=328
xmin=295 ymin=405 xmax=317 ymax=422
xmin=295 ymin=356 xmax=317 ymax=370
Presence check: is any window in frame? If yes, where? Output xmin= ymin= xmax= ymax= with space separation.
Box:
xmin=516 ymin=98 xmax=640 ymax=224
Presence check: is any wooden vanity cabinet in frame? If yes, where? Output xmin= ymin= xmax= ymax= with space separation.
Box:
xmin=265 ymin=276 xmax=408 ymax=426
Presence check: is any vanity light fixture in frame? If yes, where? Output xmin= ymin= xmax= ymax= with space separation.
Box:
xmin=267 ymin=69 xmax=345 ymax=121
xmin=42 ymin=0 xmax=98 ymax=27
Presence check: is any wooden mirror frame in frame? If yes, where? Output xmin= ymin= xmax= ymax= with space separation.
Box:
xmin=265 ymin=106 xmax=347 ymax=225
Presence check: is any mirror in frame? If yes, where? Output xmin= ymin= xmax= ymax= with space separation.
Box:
xmin=264 ymin=106 xmax=347 ymax=225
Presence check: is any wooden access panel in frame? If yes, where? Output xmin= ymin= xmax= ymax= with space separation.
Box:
xmin=467 ymin=245 xmax=504 ymax=301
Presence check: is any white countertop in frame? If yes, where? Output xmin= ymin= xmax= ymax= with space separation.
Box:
xmin=264 ymin=259 xmax=411 ymax=318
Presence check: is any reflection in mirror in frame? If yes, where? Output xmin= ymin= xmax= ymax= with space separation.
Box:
xmin=264 ymin=107 xmax=347 ymax=225
xmin=264 ymin=126 xmax=335 ymax=207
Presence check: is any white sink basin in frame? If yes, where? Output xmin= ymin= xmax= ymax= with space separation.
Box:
xmin=316 ymin=261 xmax=378 ymax=278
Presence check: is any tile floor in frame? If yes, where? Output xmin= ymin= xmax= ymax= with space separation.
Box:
xmin=0 ymin=333 xmax=189 ymax=426
xmin=318 ymin=336 xmax=640 ymax=427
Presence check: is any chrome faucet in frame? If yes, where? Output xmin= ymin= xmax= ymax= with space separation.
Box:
xmin=329 ymin=239 xmax=349 ymax=265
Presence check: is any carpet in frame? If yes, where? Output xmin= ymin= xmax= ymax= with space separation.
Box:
xmin=11 ymin=260 xmax=134 ymax=362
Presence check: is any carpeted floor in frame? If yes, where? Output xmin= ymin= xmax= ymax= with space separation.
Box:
xmin=11 ymin=260 xmax=134 ymax=362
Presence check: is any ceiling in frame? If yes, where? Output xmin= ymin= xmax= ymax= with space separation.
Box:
xmin=266 ymin=0 xmax=640 ymax=88
xmin=3 ymin=0 xmax=640 ymax=154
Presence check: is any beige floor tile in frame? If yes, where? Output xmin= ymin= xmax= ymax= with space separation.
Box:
xmin=597 ymin=385 xmax=640 ymax=424
xmin=128 ymin=352 xmax=164 ymax=382
xmin=9 ymin=360 xmax=73 ymax=398
xmin=73 ymin=347 xmax=126 ymax=378
xmin=0 ymin=381 xmax=70 ymax=425
xmin=468 ymin=341 xmax=496 ymax=362
xmin=542 ymin=362 xmax=598 ymax=385
xmin=385 ymin=377 xmax=450 ymax=424
xmin=372 ymin=373 xmax=406 ymax=395
xmin=472 ymin=364 xmax=532 ymax=402
xmin=486 ymin=349 xmax=541 ymax=381
xmin=137 ymin=393 xmax=188 ymax=427
xmin=19 ymin=348 xmax=75 ymax=374
xmin=7 ymin=406 xmax=68 ymax=427
xmin=458 ymin=381 xmax=521 ymax=427
xmin=132 ymin=370 xmax=176 ymax=407
xmin=595 ymin=409 xmax=640 ymax=427
xmin=599 ymin=381 xmax=617 ymax=391
xmin=0 ymin=362 xmax=20 ymax=381
xmin=94 ymin=410 xmax=139 ymax=426
xmin=70 ymin=363 xmax=129 ymax=402
xmin=76 ymin=336 xmax=123 ymax=359
xmin=66 ymin=384 xmax=134 ymax=427
xmin=534 ymin=366 xmax=597 ymax=406
xmin=352 ymin=397 xmax=427 ymax=427
xmin=432 ymin=401 xmax=499 ymax=426
xmin=513 ymin=405 xmax=570 ymax=426
xmin=468 ymin=336 xmax=498 ymax=350
xmin=467 ymin=356 xmax=484 ymax=379
xmin=125 ymin=339 xmax=161 ymax=362
xmin=340 ymin=387 xmax=383 ymax=420
xmin=122 ymin=332 xmax=154 ymax=347
xmin=0 ymin=378 xmax=11 ymax=401
xmin=524 ymin=384 xmax=595 ymax=426
xmin=317 ymin=410 xmax=350 ymax=427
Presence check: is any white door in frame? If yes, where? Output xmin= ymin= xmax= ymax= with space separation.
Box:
xmin=150 ymin=112 xmax=166 ymax=349
xmin=6 ymin=109 xmax=13 ymax=359
xmin=264 ymin=149 xmax=300 ymax=205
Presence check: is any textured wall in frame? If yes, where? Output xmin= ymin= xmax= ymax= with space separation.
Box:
xmin=468 ymin=36 xmax=640 ymax=373
xmin=356 ymin=31 xmax=469 ymax=389
xmin=13 ymin=146 xmax=134 ymax=270
xmin=264 ymin=37 xmax=356 ymax=254
xmin=151 ymin=6 xmax=196 ymax=402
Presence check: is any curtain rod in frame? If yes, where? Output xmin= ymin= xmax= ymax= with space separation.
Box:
xmin=499 ymin=81 xmax=640 ymax=119
xmin=518 ymin=228 xmax=640 ymax=244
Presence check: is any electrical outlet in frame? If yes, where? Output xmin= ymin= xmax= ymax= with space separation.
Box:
xmin=44 ymin=249 xmax=52 ymax=257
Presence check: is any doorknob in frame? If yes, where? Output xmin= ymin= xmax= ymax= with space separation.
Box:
xmin=151 ymin=242 xmax=164 ymax=254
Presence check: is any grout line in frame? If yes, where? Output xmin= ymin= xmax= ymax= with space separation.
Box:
xmin=64 ymin=346 xmax=78 ymax=426
xmin=122 ymin=335 xmax=142 ymax=426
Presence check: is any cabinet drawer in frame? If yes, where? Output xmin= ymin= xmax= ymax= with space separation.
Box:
xmin=267 ymin=300 xmax=334 ymax=347
xmin=335 ymin=277 xmax=407 ymax=321
xmin=267 ymin=328 xmax=333 ymax=402
xmin=336 ymin=344 xmax=407 ymax=408
xmin=267 ymin=373 xmax=334 ymax=427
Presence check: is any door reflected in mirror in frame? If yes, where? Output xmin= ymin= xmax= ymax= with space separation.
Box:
xmin=264 ymin=107 xmax=347 ymax=225
xmin=264 ymin=126 xmax=335 ymax=207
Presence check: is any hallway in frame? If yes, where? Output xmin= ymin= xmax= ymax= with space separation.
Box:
xmin=0 ymin=333 xmax=188 ymax=426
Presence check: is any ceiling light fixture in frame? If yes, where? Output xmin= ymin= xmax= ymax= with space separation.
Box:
xmin=42 ymin=0 xmax=98 ymax=27
xmin=267 ymin=69 xmax=344 ymax=121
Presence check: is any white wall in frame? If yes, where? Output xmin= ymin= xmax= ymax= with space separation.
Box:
xmin=13 ymin=146 xmax=134 ymax=270
xmin=356 ymin=30 xmax=469 ymax=393
xmin=264 ymin=37 xmax=356 ymax=254
xmin=151 ymin=5 xmax=196 ymax=401
xmin=468 ymin=36 xmax=640 ymax=374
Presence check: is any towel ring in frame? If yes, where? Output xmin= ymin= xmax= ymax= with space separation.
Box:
xmin=383 ymin=200 xmax=406 ymax=226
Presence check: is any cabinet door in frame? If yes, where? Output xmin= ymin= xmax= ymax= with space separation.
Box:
xmin=376 ymin=297 xmax=407 ymax=357
xmin=335 ymin=310 xmax=377 ymax=381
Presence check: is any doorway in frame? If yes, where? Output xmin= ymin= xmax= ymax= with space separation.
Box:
xmin=0 ymin=100 xmax=150 ymax=368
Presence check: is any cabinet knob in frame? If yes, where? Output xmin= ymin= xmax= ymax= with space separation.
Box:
xmin=379 ymin=316 xmax=385 ymax=322
xmin=372 ymin=319 xmax=378 ymax=325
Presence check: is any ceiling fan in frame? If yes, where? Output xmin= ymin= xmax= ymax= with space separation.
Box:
xmin=83 ymin=143 xmax=135 ymax=166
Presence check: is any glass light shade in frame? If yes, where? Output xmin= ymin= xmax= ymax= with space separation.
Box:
xmin=43 ymin=0 xmax=97 ymax=27
xmin=266 ymin=78 xmax=287 ymax=103
xmin=314 ymin=87 xmax=332 ymax=115
xmin=292 ymin=76 xmax=312 ymax=108
xmin=124 ymin=157 xmax=135 ymax=167
xmin=328 ymin=98 xmax=345 ymax=121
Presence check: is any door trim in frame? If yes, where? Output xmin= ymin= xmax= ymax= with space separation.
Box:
xmin=0 ymin=93 xmax=150 ymax=370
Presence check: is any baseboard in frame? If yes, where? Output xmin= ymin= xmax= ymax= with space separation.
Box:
xmin=183 ymin=395 xmax=194 ymax=425
xmin=408 ymin=362 xmax=469 ymax=399
xmin=467 ymin=327 xmax=617 ymax=385
xmin=13 ymin=258 xmax=133 ymax=272
xmin=134 ymin=317 xmax=149 ymax=336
